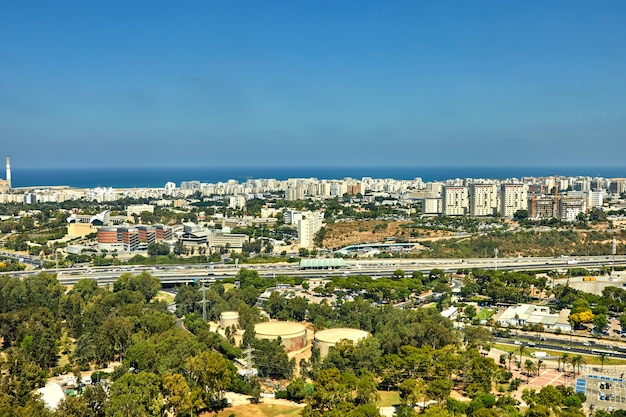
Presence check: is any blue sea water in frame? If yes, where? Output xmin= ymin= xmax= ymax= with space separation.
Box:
xmin=10 ymin=166 xmax=626 ymax=189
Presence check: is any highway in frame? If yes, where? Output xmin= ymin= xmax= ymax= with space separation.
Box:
xmin=1 ymin=254 xmax=625 ymax=287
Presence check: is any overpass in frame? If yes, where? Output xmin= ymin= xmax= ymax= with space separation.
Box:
xmin=1 ymin=254 xmax=624 ymax=287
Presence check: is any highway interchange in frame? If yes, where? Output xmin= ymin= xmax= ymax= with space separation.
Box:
xmin=2 ymin=254 xmax=626 ymax=287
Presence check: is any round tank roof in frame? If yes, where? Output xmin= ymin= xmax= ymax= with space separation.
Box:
xmin=314 ymin=328 xmax=370 ymax=344
xmin=255 ymin=321 xmax=306 ymax=337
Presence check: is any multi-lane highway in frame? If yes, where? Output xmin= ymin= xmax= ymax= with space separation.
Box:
xmin=2 ymin=255 xmax=625 ymax=287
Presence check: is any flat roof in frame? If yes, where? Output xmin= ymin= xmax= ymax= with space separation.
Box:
xmin=300 ymin=258 xmax=346 ymax=268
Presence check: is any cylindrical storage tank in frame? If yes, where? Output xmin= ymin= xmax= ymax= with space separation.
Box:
xmin=254 ymin=321 xmax=307 ymax=352
xmin=313 ymin=328 xmax=370 ymax=358
xmin=220 ymin=311 xmax=239 ymax=329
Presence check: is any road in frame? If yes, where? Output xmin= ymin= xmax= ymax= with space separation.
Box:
xmin=2 ymin=254 xmax=626 ymax=286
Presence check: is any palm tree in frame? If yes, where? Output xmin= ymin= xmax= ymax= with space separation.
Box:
xmin=524 ymin=359 xmax=537 ymax=383
xmin=600 ymin=352 xmax=607 ymax=372
xmin=559 ymin=353 xmax=570 ymax=372
xmin=570 ymin=355 xmax=585 ymax=376
xmin=519 ymin=345 xmax=527 ymax=362
xmin=537 ymin=359 xmax=546 ymax=376
xmin=507 ymin=351 xmax=517 ymax=371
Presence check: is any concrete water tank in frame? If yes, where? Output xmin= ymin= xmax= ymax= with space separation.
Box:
xmin=313 ymin=328 xmax=370 ymax=357
xmin=220 ymin=311 xmax=240 ymax=329
xmin=254 ymin=321 xmax=307 ymax=352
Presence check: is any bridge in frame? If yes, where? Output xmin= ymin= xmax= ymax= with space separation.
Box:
xmin=2 ymin=255 xmax=626 ymax=287
xmin=335 ymin=242 xmax=418 ymax=255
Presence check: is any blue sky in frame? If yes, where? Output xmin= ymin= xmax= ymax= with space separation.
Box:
xmin=1 ymin=1 xmax=625 ymax=169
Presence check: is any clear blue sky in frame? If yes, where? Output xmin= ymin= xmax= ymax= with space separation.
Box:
xmin=1 ymin=1 xmax=625 ymax=169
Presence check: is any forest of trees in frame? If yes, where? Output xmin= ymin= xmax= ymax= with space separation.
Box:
xmin=0 ymin=267 xmax=595 ymax=417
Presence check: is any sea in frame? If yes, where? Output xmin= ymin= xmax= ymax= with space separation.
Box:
xmin=10 ymin=166 xmax=626 ymax=189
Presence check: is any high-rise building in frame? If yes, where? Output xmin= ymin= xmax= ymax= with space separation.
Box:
xmin=442 ymin=186 xmax=468 ymax=216
xmin=297 ymin=211 xmax=324 ymax=248
xmin=500 ymin=183 xmax=528 ymax=217
xmin=469 ymin=183 xmax=498 ymax=216
xmin=587 ymin=190 xmax=604 ymax=208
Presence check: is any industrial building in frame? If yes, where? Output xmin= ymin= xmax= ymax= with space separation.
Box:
xmin=495 ymin=303 xmax=572 ymax=332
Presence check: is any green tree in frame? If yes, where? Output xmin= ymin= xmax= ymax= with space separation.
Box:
xmin=426 ymin=378 xmax=453 ymax=404
xmin=107 ymin=371 xmax=163 ymax=417
xmin=113 ymin=272 xmax=161 ymax=303
xmin=355 ymin=370 xmax=379 ymax=406
xmin=185 ymin=351 xmax=232 ymax=412
xmin=147 ymin=242 xmax=170 ymax=256
xmin=593 ymin=314 xmax=608 ymax=333
xmin=163 ymin=372 xmax=194 ymax=417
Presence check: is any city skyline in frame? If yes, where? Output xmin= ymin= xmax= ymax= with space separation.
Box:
xmin=2 ymin=1 xmax=626 ymax=169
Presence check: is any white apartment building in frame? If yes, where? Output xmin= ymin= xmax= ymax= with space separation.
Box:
xmin=500 ymin=183 xmax=528 ymax=217
xmin=229 ymin=195 xmax=246 ymax=209
xmin=126 ymin=204 xmax=154 ymax=216
xmin=442 ymin=186 xmax=468 ymax=216
xmin=285 ymin=186 xmax=306 ymax=201
xmin=284 ymin=209 xmax=304 ymax=225
xmin=420 ymin=198 xmax=441 ymax=215
xmin=469 ymin=183 xmax=499 ymax=216
xmin=588 ymin=190 xmax=604 ymax=208
xmin=297 ymin=211 xmax=324 ymax=248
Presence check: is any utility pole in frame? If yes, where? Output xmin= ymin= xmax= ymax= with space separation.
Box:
xmin=245 ymin=347 xmax=254 ymax=371
xmin=612 ymin=238 xmax=616 ymax=277
xmin=494 ymin=248 xmax=499 ymax=271
xmin=198 ymin=279 xmax=209 ymax=322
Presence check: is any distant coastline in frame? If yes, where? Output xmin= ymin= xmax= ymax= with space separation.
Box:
xmin=10 ymin=166 xmax=626 ymax=189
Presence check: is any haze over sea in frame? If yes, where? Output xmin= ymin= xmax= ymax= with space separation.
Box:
xmin=11 ymin=166 xmax=626 ymax=189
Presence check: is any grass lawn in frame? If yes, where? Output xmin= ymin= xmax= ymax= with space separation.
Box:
xmin=155 ymin=291 xmax=175 ymax=304
xmin=377 ymin=390 xmax=401 ymax=407
xmin=477 ymin=308 xmax=496 ymax=320
xmin=212 ymin=404 xmax=303 ymax=417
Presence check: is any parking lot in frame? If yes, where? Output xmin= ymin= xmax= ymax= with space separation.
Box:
xmin=579 ymin=372 xmax=626 ymax=412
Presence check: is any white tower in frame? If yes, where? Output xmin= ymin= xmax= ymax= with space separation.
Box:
xmin=5 ymin=157 xmax=10 ymax=189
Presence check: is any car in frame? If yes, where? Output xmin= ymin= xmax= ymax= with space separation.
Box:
xmin=600 ymin=383 xmax=605 ymax=389
xmin=514 ymin=340 xmax=522 ymax=345
xmin=583 ymin=342 xmax=591 ymax=346
xmin=600 ymin=393 xmax=605 ymax=400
